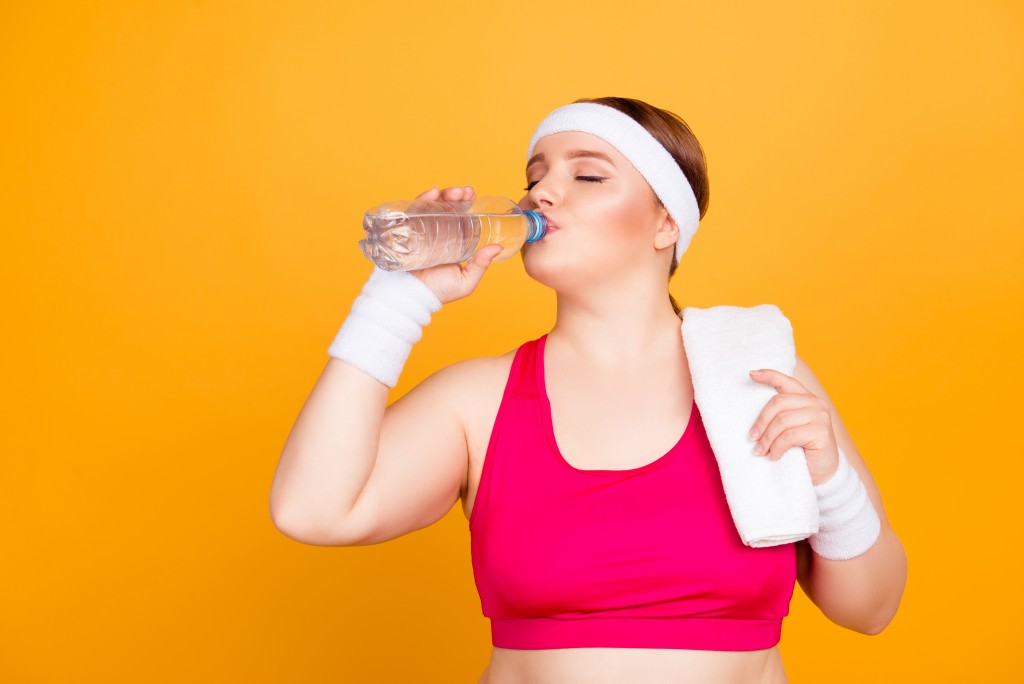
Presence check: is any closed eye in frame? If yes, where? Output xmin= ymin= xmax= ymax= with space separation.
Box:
xmin=524 ymin=176 xmax=606 ymax=191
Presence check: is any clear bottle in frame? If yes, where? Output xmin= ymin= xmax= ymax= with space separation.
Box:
xmin=359 ymin=196 xmax=547 ymax=272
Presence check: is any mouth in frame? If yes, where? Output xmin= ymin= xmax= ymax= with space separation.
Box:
xmin=541 ymin=213 xmax=559 ymax=233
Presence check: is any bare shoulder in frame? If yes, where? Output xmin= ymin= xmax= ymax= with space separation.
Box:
xmin=434 ymin=347 xmax=518 ymax=380
xmin=430 ymin=347 xmax=518 ymax=421
xmin=432 ymin=348 xmax=519 ymax=504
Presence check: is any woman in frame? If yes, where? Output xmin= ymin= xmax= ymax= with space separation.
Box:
xmin=269 ymin=97 xmax=908 ymax=683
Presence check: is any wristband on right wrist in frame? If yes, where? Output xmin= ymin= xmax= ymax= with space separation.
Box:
xmin=808 ymin=446 xmax=882 ymax=561
xmin=327 ymin=267 xmax=442 ymax=388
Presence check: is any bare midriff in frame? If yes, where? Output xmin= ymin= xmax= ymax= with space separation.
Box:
xmin=477 ymin=645 xmax=787 ymax=684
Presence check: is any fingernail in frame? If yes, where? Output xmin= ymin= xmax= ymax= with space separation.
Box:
xmin=749 ymin=370 xmax=760 ymax=376
xmin=749 ymin=427 xmax=759 ymax=439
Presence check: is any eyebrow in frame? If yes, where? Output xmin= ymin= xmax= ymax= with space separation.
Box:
xmin=526 ymin=148 xmax=618 ymax=171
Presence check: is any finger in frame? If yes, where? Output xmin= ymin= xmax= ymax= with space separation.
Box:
xmin=471 ymin=243 xmax=503 ymax=267
xmin=415 ymin=185 xmax=440 ymax=200
xmin=749 ymin=368 xmax=808 ymax=395
xmin=749 ymin=392 xmax=801 ymax=441
xmin=460 ymin=244 xmax=503 ymax=284
xmin=752 ymin=406 xmax=818 ymax=458
xmin=441 ymin=186 xmax=466 ymax=202
xmin=761 ymin=424 xmax=817 ymax=461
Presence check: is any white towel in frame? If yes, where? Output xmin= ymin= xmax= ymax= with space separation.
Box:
xmin=681 ymin=304 xmax=819 ymax=547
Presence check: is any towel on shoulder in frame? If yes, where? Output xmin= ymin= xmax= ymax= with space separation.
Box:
xmin=681 ymin=304 xmax=818 ymax=547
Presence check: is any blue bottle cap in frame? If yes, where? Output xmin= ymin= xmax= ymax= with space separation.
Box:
xmin=523 ymin=210 xmax=547 ymax=243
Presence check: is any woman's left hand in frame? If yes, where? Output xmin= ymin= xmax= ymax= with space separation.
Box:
xmin=747 ymin=369 xmax=840 ymax=486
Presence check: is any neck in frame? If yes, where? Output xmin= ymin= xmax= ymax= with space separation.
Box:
xmin=547 ymin=273 xmax=685 ymax=370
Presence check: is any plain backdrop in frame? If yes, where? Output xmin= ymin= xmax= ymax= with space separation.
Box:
xmin=2 ymin=1 xmax=1021 ymax=681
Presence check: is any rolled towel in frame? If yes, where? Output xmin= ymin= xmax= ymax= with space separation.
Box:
xmin=681 ymin=304 xmax=818 ymax=547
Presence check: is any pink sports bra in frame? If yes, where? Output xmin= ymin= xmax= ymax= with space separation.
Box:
xmin=469 ymin=335 xmax=797 ymax=651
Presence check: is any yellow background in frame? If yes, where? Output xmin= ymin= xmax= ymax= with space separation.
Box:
xmin=2 ymin=1 xmax=1021 ymax=681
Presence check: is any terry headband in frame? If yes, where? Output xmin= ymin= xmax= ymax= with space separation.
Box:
xmin=527 ymin=102 xmax=701 ymax=264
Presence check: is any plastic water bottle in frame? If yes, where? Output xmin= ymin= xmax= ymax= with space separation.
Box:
xmin=359 ymin=196 xmax=547 ymax=271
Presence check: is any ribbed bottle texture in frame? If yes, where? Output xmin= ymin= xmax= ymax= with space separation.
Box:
xmin=359 ymin=196 xmax=547 ymax=271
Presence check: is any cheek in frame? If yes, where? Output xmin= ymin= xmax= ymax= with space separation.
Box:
xmin=587 ymin=189 xmax=656 ymax=243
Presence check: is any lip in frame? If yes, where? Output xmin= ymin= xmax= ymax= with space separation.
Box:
xmin=540 ymin=213 xmax=559 ymax=233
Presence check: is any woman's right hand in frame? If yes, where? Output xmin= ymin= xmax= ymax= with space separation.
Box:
xmin=406 ymin=185 xmax=505 ymax=305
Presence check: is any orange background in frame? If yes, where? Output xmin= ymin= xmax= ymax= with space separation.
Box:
xmin=3 ymin=1 xmax=1022 ymax=681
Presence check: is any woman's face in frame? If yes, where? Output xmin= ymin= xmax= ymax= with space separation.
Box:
xmin=517 ymin=131 xmax=674 ymax=287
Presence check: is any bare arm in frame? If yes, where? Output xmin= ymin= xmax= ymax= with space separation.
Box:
xmin=268 ymin=354 xmax=482 ymax=546
xmin=268 ymin=357 xmax=390 ymax=544
xmin=793 ymin=355 xmax=909 ymax=634
xmin=268 ymin=183 xmax=502 ymax=546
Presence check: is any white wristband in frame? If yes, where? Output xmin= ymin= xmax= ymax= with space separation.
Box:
xmin=327 ymin=267 xmax=442 ymax=388
xmin=808 ymin=447 xmax=882 ymax=560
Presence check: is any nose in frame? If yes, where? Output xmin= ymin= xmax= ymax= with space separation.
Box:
xmin=524 ymin=177 xmax=558 ymax=209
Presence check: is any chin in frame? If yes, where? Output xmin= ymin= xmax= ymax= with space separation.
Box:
xmin=522 ymin=245 xmax=563 ymax=288
xmin=522 ymin=245 xmax=601 ymax=291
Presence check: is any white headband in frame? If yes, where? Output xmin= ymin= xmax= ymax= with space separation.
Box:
xmin=527 ymin=102 xmax=700 ymax=264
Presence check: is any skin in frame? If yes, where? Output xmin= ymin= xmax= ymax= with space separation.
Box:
xmin=270 ymin=130 xmax=907 ymax=683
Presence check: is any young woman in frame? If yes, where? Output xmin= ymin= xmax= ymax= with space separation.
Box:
xmin=269 ymin=97 xmax=908 ymax=684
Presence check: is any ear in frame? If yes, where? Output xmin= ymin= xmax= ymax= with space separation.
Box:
xmin=653 ymin=207 xmax=679 ymax=251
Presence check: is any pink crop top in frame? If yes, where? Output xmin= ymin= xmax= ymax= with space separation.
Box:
xmin=469 ymin=335 xmax=797 ymax=651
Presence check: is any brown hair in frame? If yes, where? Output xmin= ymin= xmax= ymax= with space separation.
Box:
xmin=573 ymin=96 xmax=710 ymax=315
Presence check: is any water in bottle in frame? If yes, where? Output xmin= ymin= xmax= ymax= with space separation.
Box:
xmin=359 ymin=196 xmax=547 ymax=271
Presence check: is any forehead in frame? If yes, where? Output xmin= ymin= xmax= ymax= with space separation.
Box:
xmin=527 ymin=131 xmax=627 ymax=168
